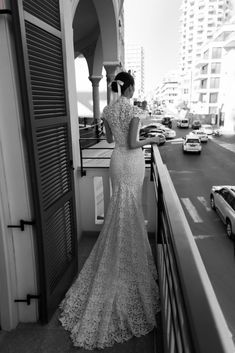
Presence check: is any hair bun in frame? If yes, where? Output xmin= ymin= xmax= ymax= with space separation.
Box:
xmin=111 ymin=81 xmax=118 ymax=93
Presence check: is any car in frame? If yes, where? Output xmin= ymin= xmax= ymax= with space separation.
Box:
xmin=192 ymin=120 xmax=201 ymax=130
xmin=140 ymin=124 xmax=161 ymax=137
xmin=191 ymin=129 xmax=209 ymax=142
xmin=177 ymin=119 xmax=189 ymax=128
xmin=182 ymin=134 xmax=202 ymax=153
xmin=143 ymin=139 xmax=165 ymax=163
xmin=161 ymin=116 xmax=173 ymax=128
xmin=201 ymin=124 xmax=213 ymax=135
xmin=212 ymin=128 xmax=223 ymax=137
xmin=158 ymin=127 xmax=176 ymax=139
xmin=146 ymin=129 xmax=166 ymax=145
xmin=210 ymin=185 xmax=235 ymax=238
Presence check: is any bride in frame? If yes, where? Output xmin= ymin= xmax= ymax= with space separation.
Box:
xmin=59 ymin=71 xmax=161 ymax=350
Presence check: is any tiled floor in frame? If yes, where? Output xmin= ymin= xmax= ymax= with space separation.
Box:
xmin=0 ymin=233 xmax=162 ymax=353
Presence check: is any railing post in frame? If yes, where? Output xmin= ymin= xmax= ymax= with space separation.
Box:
xmin=79 ymin=140 xmax=86 ymax=177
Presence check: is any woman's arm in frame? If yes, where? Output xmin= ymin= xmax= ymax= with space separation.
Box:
xmin=103 ymin=119 xmax=114 ymax=143
xmin=128 ymin=117 xmax=160 ymax=149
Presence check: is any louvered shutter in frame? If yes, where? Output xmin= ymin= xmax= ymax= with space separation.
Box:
xmin=11 ymin=0 xmax=78 ymax=322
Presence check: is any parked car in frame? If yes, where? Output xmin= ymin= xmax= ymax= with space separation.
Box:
xmin=182 ymin=134 xmax=202 ymax=153
xmin=212 ymin=128 xmax=223 ymax=137
xmin=143 ymin=140 xmax=165 ymax=163
xmin=192 ymin=120 xmax=201 ymax=130
xmin=140 ymin=125 xmax=166 ymax=145
xmin=210 ymin=185 xmax=235 ymax=238
xmin=146 ymin=129 xmax=166 ymax=145
xmin=158 ymin=126 xmax=176 ymax=139
xmin=201 ymin=124 xmax=213 ymax=135
xmin=191 ymin=129 xmax=209 ymax=142
xmin=177 ymin=119 xmax=189 ymax=128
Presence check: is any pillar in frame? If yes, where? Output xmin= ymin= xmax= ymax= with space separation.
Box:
xmin=104 ymin=62 xmax=120 ymax=104
xmin=89 ymin=75 xmax=102 ymax=123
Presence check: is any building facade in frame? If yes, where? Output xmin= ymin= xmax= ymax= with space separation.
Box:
xmin=155 ymin=71 xmax=180 ymax=110
xmin=179 ymin=0 xmax=233 ymax=108
xmin=125 ymin=44 xmax=145 ymax=99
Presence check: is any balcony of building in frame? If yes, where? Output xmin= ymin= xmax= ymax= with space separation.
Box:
xmin=0 ymin=1 xmax=235 ymax=352
xmin=1 ymin=141 xmax=234 ymax=353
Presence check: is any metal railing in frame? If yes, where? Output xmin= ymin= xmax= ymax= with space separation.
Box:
xmin=152 ymin=145 xmax=234 ymax=353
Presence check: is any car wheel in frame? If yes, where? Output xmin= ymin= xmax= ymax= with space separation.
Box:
xmin=210 ymin=195 xmax=215 ymax=210
xmin=226 ymin=219 xmax=233 ymax=239
xmin=198 ymin=151 xmax=201 ymax=154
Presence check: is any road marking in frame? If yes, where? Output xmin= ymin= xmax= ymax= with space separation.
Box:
xmin=171 ymin=138 xmax=183 ymax=144
xmin=169 ymin=170 xmax=194 ymax=174
xmin=197 ymin=196 xmax=211 ymax=212
xmin=194 ymin=234 xmax=218 ymax=240
xmin=181 ymin=198 xmax=203 ymax=223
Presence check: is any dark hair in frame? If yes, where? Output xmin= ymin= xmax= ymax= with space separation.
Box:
xmin=111 ymin=71 xmax=135 ymax=94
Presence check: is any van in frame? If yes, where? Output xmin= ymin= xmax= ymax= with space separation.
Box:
xmin=177 ymin=119 xmax=189 ymax=128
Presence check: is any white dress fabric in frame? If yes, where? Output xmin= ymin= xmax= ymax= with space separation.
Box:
xmin=59 ymin=96 xmax=160 ymax=350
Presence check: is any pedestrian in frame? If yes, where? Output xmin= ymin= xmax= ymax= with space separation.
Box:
xmin=59 ymin=71 xmax=160 ymax=350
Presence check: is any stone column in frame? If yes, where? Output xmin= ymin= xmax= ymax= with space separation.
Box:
xmin=104 ymin=62 xmax=120 ymax=104
xmin=89 ymin=75 xmax=102 ymax=123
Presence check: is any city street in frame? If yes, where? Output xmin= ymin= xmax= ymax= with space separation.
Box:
xmin=159 ymin=128 xmax=235 ymax=343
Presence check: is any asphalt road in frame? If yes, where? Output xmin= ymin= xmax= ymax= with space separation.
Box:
xmin=159 ymin=128 xmax=235 ymax=344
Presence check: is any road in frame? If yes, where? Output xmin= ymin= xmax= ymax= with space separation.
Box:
xmin=159 ymin=127 xmax=235 ymax=343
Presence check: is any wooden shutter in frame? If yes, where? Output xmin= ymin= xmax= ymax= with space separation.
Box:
xmin=11 ymin=0 xmax=78 ymax=322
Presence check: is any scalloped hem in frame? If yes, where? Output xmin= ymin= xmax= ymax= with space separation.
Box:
xmin=60 ymin=317 xmax=159 ymax=351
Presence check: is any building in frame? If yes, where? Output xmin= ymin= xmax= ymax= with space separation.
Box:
xmin=194 ymin=22 xmax=235 ymax=116
xmin=125 ymin=44 xmax=145 ymax=99
xmin=155 ymin=71 xmax=180 ymax=110
xmin=179 ymin=0 xmax=233 ymax=108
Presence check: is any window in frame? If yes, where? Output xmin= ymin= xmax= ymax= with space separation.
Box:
xmin=201 ymin=79 xmax=207 ymax=88
xmin=200 ymin=93 xmax=207 ymax=102
xmin=212 ymin=47 xmax=222 ymax=59
xmin=209 ymin=92 xmax=218 ymax=103
xmin=209 ymin=106 xmax=217 ymax=114
xmin=211 ymin=62 xmax=221 ymax=74
xmin=201 ymin=64 xmax=208 ymax=74
xmin=210 ymin=77 xmax=220 ymax=88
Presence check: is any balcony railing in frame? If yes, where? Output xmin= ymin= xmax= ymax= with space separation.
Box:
xmin=78 ymin=138 xmax=234 ymax=353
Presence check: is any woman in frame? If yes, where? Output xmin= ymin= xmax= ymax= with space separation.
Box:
xmin=59 ymin=71 xmax=160 ymax=350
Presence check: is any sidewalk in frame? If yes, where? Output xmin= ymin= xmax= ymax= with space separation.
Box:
xmin=211 ymin=131 xmax=235 ymax=153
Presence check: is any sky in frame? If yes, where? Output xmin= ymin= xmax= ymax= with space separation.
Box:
xmin=124 ymin=0 xmax=182 ymax=92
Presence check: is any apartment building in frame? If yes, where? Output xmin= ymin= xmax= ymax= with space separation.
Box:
xmin=155 ymin=71 xmax=180 ymax=109
xmin=194 ymin=21 xmax=235 ymax=129
xmin=179 ymin=0 xmax=233 ymax=107
xmin=125 ymin=44 xmax=145 ymax=99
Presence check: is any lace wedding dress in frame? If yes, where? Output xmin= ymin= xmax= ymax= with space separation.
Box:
xmin=59 ymin=96 xmax=160 ymax=350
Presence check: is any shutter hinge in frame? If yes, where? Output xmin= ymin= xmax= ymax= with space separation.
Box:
xmin=8 ymin=219 xmax=35 ymax=231
xmin=14 ymin=294 xmax=40 ymax=306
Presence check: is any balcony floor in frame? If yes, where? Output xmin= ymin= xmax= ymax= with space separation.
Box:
xmin=0 ymin=233 xmax=163 ymax=353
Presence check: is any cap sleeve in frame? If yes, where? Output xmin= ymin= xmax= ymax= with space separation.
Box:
xmin=101 ymin=106 xmax=109 ymax=121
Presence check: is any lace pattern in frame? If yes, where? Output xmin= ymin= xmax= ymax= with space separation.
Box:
xmin=59 ymin=97 xmax=160 ymax=350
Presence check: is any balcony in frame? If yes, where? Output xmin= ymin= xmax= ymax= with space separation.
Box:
xmin=224 ymin=32 xmax=235 ymax=49
xmin=75 ymin=139 xmax=234 ymax=353
xmin=2 ymin=140 xmax=231 ymax=352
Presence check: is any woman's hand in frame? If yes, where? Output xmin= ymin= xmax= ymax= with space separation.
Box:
xmin=150 ymin=136 xmax=160 ymax=145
